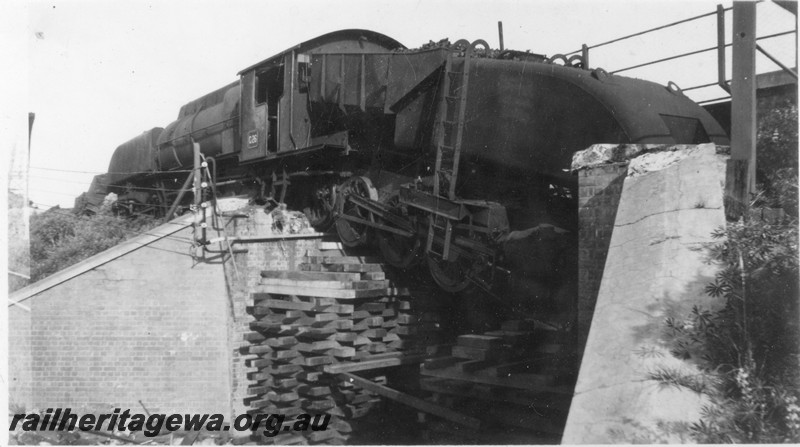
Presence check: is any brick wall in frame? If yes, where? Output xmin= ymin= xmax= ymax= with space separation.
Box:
xmin=8 ymin=304 xmax=32 ymax=408
xmin=222 ymin=207 xmax=320 ymax=418
xmin=8 ymin=225 xmax=231 ymax=416
xmin=576 ymin=163 xmax=628 ymax=360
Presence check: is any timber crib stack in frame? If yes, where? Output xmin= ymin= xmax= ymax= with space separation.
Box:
xmin=418 ymin=319 xmax=576 ymax=444
xmin=242 ymin=241 xmax=441 ymax=445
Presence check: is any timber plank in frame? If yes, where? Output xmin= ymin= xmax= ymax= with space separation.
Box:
xmin=264 ymin=336 xmax=298 ymax=348
xmin=260 ymin=278 xmax=351 ymax=289
xmin=318 ymin=241 xmax=343 ymax=250
xmin=263 ymin=349 xmax=300 ymax=360
xmin=350 ymin=280 xmax=391 ymax=289
xmin=457 ymin=335 xmax=502 ymax=349
xmin=252 ymin=284 xmax=410 ymax=299
xmin=256 ymin=299 xmax=315 ymax=311
xmin=295 ymin=340 xmax=339 ymax=353
xmin=306 ymin=255 xmax=382 ymax=264
xmin=451 ymin=345 xmax=510 ymax=361
xmin=323 ymin=354 xmax=425 ymax=373
xmin=300 ymin=263 xmax=384 ymax=273
xmin=272 ymin=377 xmax=299 ymax=389
xmin=261 ymin=270 xmax=361 ymax=282
xmin=420 ymin=365 xmax=566 ymax=393
xmin=361 ymin=272 xmax=386 ymax=280
xmin=304 ymin=356 xmax=334 ymax=366
xmin=297 ymin=385 xmax=332 ymax=397
xmin=456 ymin=359 xmax=494 ymax=373
xmin=247 ymin=344 xmax=272 ymax=355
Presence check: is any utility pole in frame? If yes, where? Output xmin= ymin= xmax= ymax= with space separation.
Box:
xmin=7 ymin=113 xmax=34 ymax=291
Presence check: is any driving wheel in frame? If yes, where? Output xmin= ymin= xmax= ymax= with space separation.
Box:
xmin=335 ymin=176 xmax=378 ymax=247
xmin=427 ymin=252 xmax=471 ymax=293
xmin=376 ymin=194 xmax=421 ymax=268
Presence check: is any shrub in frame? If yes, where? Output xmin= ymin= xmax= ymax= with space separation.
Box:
xmin=662 ymin=99 xmax=799 ymax=443
xmin=30 ymin=200 xmax=159 ymax=282
xmin=756 ymin=98 xmax=798 ymax=216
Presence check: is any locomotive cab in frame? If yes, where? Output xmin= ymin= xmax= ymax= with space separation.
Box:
xmin=239 ymin=61 xmax=284 ymax=161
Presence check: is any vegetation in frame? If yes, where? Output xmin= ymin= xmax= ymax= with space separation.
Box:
xmin=30 ymin=197 xmax=160 ymax=282
xmin=662 ymin=99 xmax=799 ymax=443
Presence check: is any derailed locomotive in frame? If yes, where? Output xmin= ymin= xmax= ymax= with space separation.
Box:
xmin=75 ymin=29 xmax=728 ymax=292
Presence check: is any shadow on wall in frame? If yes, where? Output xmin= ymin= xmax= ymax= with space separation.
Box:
xmin=603 ymin=272 xmax=723 ymax=444
xmin=576 ymin=167 xmax=627 ymax=360
xmin=629 ymin=272 xmax=720 ymax=371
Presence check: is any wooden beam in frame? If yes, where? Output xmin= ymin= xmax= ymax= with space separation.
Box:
xmin=230 ymin=233 xmax=325 ymax=243
xmin=338 ymin=372 xmax=481 ymax=428
xmin=252 ymin=284 xmax=409 ymax=299
xmin=322 ymin=353 xmax=425 ymax=373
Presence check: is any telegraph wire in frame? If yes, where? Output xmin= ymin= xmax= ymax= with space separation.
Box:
xmin=30 ymin=176 xmax=193 ymax=193
xmin=30 ymin=166 xmax=192 ymax=175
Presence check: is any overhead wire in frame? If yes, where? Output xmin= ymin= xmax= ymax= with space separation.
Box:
xmin=30 ymin=166 xmax=192 ymax=175
xmin=29 ymin=174 xmax=192 ymax=193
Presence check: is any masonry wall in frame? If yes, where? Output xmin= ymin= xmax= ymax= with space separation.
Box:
xmin=576 ymin=162 xmax=627 ymax=359
xmin=9 ymin=304 xmax=32 ymax=408
xmin=564 ymin=145 xmax=728 ymax=443
xmin=8 ymin=225 xmax=231 ymax=416
xmin=222 ymin=207 xmax=321 ymax=418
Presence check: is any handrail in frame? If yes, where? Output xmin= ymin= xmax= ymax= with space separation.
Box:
xmin=610 ymin=43 xmax=729 ymax=74
xmin=681 ymin=80 xmax=731 ymax=92
xmin=566 ymin=3 xmax=796 ymax=101
xmin=756 ymin=44 xmax=799 ymax=79
xmin=697 ymin=96 xmax=733 ymax=105
xmin=564 ymin=8 xmax=731 ymax=56
xmin=609 ymin=29 xmax=796 ymax=76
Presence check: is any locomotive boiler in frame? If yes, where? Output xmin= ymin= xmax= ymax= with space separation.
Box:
xmin=75 ymin=29 xmax=728 ymax=292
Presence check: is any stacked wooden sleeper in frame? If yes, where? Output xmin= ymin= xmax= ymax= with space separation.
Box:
xmin=242 ymin=246 xmax=437 ymax=444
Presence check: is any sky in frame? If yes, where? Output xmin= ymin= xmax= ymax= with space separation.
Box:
xmin=2 ymin=0 xmax=797 ymax=209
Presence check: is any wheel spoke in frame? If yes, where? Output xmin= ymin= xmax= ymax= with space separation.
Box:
xmin=377 ymin=194 xmax=421 ymax=268
xmin=335 ymin=177 xmax=377 ymax=247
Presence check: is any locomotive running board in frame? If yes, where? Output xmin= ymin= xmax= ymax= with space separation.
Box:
xmin=347 ymin=194 xmax=416 ymax=236
xmin=398 ymin=187 xmax=468 ymax=220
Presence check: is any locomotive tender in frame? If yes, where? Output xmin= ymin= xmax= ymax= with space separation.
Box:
xmin=76 ymin=29 xmax=728 ymax=291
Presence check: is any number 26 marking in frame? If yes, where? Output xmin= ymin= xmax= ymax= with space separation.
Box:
xmin=247 ymin=131 xmax=258 ymax=148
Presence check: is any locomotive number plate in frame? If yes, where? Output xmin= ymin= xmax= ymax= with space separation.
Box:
xmin=247 ymin=130 xmax=258 ymax=148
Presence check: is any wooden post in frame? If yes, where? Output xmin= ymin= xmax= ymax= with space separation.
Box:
xmin=498 ymin=21 xmax=504 ymax=51
xmin=582 ymin=44 xmax=590 ymax=69
xmin=731 ymin=2 xmax=757 ymax=198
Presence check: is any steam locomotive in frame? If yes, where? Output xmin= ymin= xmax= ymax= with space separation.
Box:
xmin=75 ymin=29 xmax=728 ymax=292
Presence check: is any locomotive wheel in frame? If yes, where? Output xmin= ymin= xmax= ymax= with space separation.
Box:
xmin=427 ymin=253 xmax=471 ymax=293
xmin=379 ymin=232 xmax=422 ymax=268
xmin=303 ymin=183 xmax=336 ymax=231
xmin=377 ymin=194 xmax=421 ymax=268
xmin=335 ymin=176 xmax=378 ymax=247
